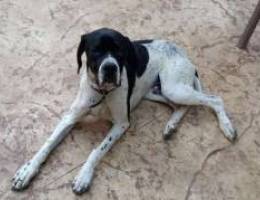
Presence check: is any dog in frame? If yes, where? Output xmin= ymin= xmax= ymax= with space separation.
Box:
xmin=11 ymin=28 xmax=237 ymax=194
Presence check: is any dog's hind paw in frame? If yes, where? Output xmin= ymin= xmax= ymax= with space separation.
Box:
xmin=219 ymin=114 xmax=237 ymax=142
xmin=222 ymin=124 xmax=237 ymax=142
xmin=163 ymin=123 xmax=177 ymax=140
xmin=11 ymin=161 xmax=39 ymax=191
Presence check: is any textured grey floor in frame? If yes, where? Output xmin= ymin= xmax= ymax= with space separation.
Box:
xmin=1 ymin=0 xmax=260 ymax=199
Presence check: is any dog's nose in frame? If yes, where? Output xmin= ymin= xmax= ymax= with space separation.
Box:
xmin=102 ymin=64 xmax=117 ymax=83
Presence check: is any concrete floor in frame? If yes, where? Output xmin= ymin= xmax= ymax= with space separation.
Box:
xmin=1 ymin=0 xmax=260 ymax=199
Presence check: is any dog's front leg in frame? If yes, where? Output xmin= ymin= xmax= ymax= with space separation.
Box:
xmin=12 ymin=74 xmax=103 ymax=191
xmin=72 ymin=88 xmax=129 ymax=195
xmin=72 ymin=121 xmax=129 ymax=194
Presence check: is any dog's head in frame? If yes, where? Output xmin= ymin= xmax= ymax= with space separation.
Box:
xmin=77 ymin=28 xmax=134 ymax=93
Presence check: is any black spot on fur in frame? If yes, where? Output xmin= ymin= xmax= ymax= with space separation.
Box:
xmin=195 ymin=70 xmax=199 ymax=77
xmin=101 ymin=143 xmax=108 ymax=151
xmin=89 ymin=96 xmax=104 ymax=108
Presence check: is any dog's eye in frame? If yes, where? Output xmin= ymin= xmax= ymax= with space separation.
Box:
xmin=114 ymin=51 xmax=123 ymax=59
xmin=90 ymin=64 xmax=99 ymax=73
xmin=91 ymin=49 xmax=104 ymax=57
xmin=92 ymin=52 xmax=102 ymax=57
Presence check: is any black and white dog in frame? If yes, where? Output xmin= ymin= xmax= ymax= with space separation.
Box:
xmin=12 ymin=28 xmax=236 ymax=194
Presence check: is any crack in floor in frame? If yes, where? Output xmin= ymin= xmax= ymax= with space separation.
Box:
xmin=60 ymin=12 xmax=90 ymax=41
xmin=101 ymin=160 xmax=132 ymax=177
xmin=35 ymin=161 xmax=85 ymax=191
xmin=26 ymin=101 xmax=60 ymax=119
xmin=211 ymin=0 xmax=237 ymax=25
xmin=184 ymin=145 xmax=229 ymax=200
xmin=22 ymin=55 xmax=47 ymax=78
xmin=200 ymin=40 xmax=225 ymax=51
xmin=184 ymin=112 xmax=255 ymax=200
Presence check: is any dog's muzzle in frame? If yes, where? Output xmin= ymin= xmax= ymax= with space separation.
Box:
xmin=102 ymin=63 xmax=118 ymax=84
xmin=97 ymin=55 xmax=120 ymax=93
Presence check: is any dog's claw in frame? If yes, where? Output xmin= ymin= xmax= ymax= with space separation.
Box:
xmin=72 ymin=183 xmax=90 ymax=195
xmin=220 ymin=119 xmax=237 ymax=143
xmin=226 ymin=128 xmax=237 ymax=143
xmin=217 ymin=111 xmax=237 ymax=143
xmin=163 ymin=133 xmax=173 ymax=140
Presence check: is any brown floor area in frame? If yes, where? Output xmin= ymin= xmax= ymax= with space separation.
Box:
xmin=1 ymin=0 xmax=260 ymax=199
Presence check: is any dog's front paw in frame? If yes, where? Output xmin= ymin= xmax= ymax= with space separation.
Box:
xmin=72 ymin=167 xmax=94 ymax=195
xmin=12 ymin=161 xmax=39 ymax=191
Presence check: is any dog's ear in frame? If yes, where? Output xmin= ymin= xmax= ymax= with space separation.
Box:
xmin=123 ymin=36 xmax=137 ymax=67
xmin=123 ymin=36 xmax=148 ymax=77
xmin=77 ymin=34 xmax=88 ymax=74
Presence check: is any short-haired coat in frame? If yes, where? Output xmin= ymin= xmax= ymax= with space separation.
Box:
xmin=12 ymin=28 xmax=236 ymax=195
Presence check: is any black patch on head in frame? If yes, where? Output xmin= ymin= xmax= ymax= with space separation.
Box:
xmin=77 ymin=28 xmax=127 ymax=76
xmin=76 ymin=28 xmax=151 ymax=119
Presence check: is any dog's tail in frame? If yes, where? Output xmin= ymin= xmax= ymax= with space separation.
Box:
xmin=194 ymin=70 xmax=202 ymax=92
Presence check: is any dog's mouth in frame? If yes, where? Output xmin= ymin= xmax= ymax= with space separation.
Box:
xmin=91 ymin=82 xmax=121 ymax=95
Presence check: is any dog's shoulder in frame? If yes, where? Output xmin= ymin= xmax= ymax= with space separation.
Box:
xmin=130 ymin=40 xmax=154 ymax=77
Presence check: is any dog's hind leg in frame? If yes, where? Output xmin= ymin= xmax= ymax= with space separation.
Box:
xmin=163 ymin=106 xmax=189 ymax=140
xmin=144 ymin=90 xmax=189 ymax=139
xmin=162 ymin=75 xmax=202 ymax=140
xmin=160 ymin=79 xmax=237 ymax=142
xmin=144 ymin=90 xmax=171 ymax=105
xmin=12 ymin=73 xmax=103 ymax=191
